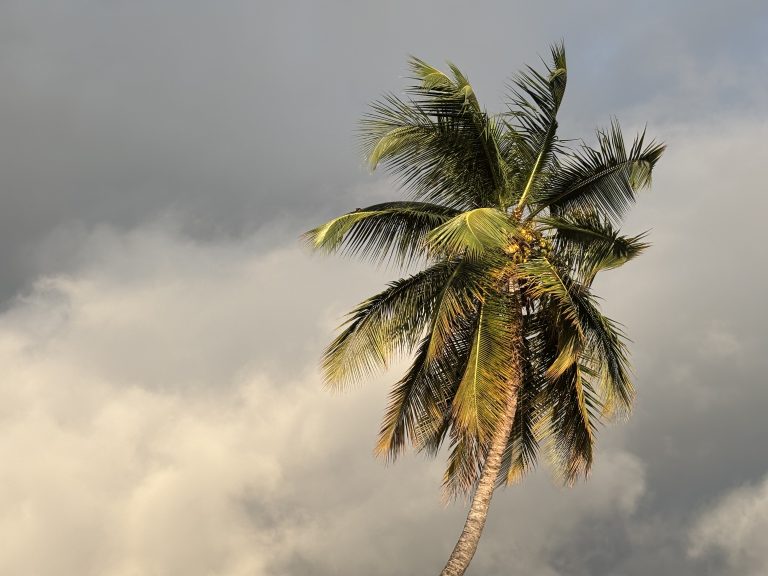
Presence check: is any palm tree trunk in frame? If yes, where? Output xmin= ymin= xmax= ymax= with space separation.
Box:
xmin=439 ymin=384 xmax=518 ymax=576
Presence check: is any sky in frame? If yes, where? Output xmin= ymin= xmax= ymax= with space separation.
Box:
xmin=1 ymin=1 xmax=767 ymax=574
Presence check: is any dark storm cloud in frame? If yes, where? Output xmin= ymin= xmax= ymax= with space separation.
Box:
xmin=1 ymin=0 xmax=766 ymax=300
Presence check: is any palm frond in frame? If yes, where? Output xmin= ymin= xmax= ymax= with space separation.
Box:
xmin=361 ymin=58 xmax=507 ymax=210
xmin=532 ymin=119 xmax=665 ymax=222
xmin=578 ymin=306 xmax=635 ymax=420
xmin=443 ymin=429 xmax=483 ymax=500
xmin=303 ymin=201 xmax=459 ymax=267
xmin=543 ymin=362 xmax=600 ymax=483
xmin=519 ymin=256 xmax=635 ymax=418
xmin=321 ymin=260 xmax=459 ymax=389
xmin=498 ymin=312 xmax=545 ymax=485
xmin=426 ymin=207 xmax=513 ymax=259
xmin=441 ymin=289 xmax=522 ymax=498
xmin=451 ymin=291 xmax=519 ymax=443
xmin=539 ymin=213 xmax=650 ymax=283
xmin=376 ymin=296 xmax=479 ymax=461
xmin=518 ymin=256 xmax=586 ymax=336
xmin=504 ymin=42 xmax=568 ymax=209
xmin=423 ymin=260 xmax=488 ymax=363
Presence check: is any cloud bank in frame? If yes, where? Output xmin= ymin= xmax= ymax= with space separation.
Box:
xmin=0 ymin=225 xmax=650 ymax=576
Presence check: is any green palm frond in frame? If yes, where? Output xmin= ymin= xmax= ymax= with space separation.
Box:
xmin=361 ymin=59 xmax=506 ymax=210
xmin=427 ymin=207 xmax=513 ymax=259
xmin=518 ymin=256 xmax=635 ymax=419
xmin=451 ymin=293 xmax=518 ymax=443
xmin=443 ymin=290 xmax=521 ymax=497
xmin=376 ymin=335 xmax=446 ymax=462
xmin=321 ymin=260 xmax=459 ymax=388
xmin=539 ymin=213 xmax=649 ymax=283
xmin=578 ymin=306 xmax=635 ymax=419
xmin=533 ymin=119 xmax=665 ymax=222
xmin=518 ymin=257 xmax=586 ymax=336
xmin=376 ymin=295 xmax=479 ymax=461
xmin=304 ymin=201 xmax=459 ymax=267
xmin=497 ymin=302 xmax=568 ymax=486
xmin=443 ymin=429 xmax=483 ymax=499
xmin=498 ymin=328 xmax=543 ymax=485
xmin=543 ymin=362 xmax=600 ymax=483
xmin=423 ymin=260 xmax=487 ymax=363
xmin=504 ymin=42 xmax=567 ymax=209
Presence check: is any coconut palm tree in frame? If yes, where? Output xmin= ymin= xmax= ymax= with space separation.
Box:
xmin=304 ymin=43 xmax=664 ymax=576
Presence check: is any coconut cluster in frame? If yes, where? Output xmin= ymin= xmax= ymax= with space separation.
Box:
xmin=504 ymin=226 xmax=552 ymax=264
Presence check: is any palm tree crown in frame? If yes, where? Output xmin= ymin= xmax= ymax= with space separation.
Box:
xmin=305 ymin=43 xmax=663 ymax=575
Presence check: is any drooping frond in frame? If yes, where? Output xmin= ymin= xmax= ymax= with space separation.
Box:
xmin=376 ymin=335 xmax=447 ymax=462
xmin=532 ymin=120 xmax=665 ymax=223
xmin=518 ymin=256 xmax=635 ymax=419
xmin=443 ymin=429 xmax=484 ymax=500
xmin=360 ymin=58 xmax=507 ymax=210
xmin=423 ymin=260 xmax=488 ymax=363
xmin=376 ymin=302 xmax=479 ymax=461
xmin=498 ymin=307 xmax=547 ymax=485
xmin=321 ymin=260 xmax=460 ymax=388
xmin=518 ymin=257 xmax=586 ymax=336
xmin=539 ymin=212 xmax=650 ymax=284
xmin=303 ymin=201 xmax=459 ymax=267
xmin=498 ymin=378 xmax=539 ymax=485
xmin=543 ymin=362 xmax=601 ymax=483
xmin=443 ymin=289 xmax=522 ymax=498
xmin=577 ymin=306 xmax=635 ymax=420
xmin=451 ymin=296 xmax=515 ymax=441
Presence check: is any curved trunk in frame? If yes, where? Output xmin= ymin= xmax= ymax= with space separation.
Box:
xmin=439 ymin=385 xmax=518 ymax=576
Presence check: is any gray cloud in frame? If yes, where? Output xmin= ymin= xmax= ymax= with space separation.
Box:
xmin=1 ymin=0 xmax=766 ymax=300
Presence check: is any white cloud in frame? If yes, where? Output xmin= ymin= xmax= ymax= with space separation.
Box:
xmin=689 ymin=474 xmax=768 ymax=575
xmin=0 ymin=225 xmax=648 ymax=576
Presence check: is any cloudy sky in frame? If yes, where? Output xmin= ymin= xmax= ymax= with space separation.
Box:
xmin=1 ymin=1 xmax=767 ymax=575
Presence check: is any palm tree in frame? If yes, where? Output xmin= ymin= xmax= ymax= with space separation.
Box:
xmin=305 ymin=43 xmax=664 ymax=576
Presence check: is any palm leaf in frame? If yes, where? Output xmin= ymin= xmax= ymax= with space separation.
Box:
xmin=376 ymin=295 xmax=479 ymax=461
xmin=443 ymin=429 xmax=483 ymax=499
xmin=426 ymin=207 xmax=513 ymax=259
xmin=304 ymin=201 xmax=459 ymax=267
xmin=361 ymin=58 xmax=507 ymax=210
xmin=321 ymin=260 xmax=459 ymax=388
xmin=518 ymin=256 xmax=635 ymax=418
xmin=542 ymin=362 xmax=600 ymax=483
xmin=532 ymin=119 xmax=665 ymax=222
xmin=451 ymin=291 xmax=519 ymax=443
xmin=540 ymin=213 xmax=649 ymax=283
xmin=498 ymin=310 xmax=546 ymax=485
xmin=504 ymin=41 xmax=568 ymax=209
